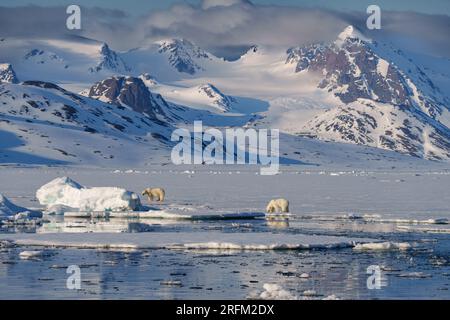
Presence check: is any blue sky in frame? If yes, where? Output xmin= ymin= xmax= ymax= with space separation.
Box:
xmin=0 ymin=0 xmax=449 ymax=16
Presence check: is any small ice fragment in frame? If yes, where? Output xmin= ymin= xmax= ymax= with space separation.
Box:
xmin=398 ymin=272 xmax=431 ymax=278
xmin=353 ymin=242 xmax=411 ymax=251
xmin=19 ymin=250 xmax=44 ymax=259
xmin=323 ymin=294 xmax=339 ymax=300
xmin=302 ymin=289 xmax=318 ymax=297
xmin=259 ymin=284 xmax=298 ymax=300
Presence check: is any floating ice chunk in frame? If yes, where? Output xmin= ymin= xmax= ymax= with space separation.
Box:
xmin=397 ymin=225 xmax=450 ymax=234
xmin=425 ymin=218 xmax=448 ymax=225
xmin=259 ymin=284 xmax=298 ymax=300
xmin=322 ymin=294 xmax=339 ymax=300
xmin=398 ymin=272 xmax=432 ymax=278
xmin=19 ymin=250 xmax=45 ymax=259
xmin=0 ymin=232 xmax=375 ymax=251
xmin=353 ymin=242 xmax=412 ymax=251
xmin=302 ymin=289 xmax=318 ymax=297
xmin=36 ymin=177 xmax=141 ymax=213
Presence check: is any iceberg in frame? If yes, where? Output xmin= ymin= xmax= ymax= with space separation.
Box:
xmin=36 ymin=177 xmax=141 ymax=213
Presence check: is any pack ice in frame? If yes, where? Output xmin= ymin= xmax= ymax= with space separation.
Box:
xmin=36 ymin=177 xmax=141 ymax=213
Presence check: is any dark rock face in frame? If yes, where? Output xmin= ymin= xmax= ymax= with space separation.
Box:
xmin=290 ymin=27 xmax=450 ymax=160
xmin=286 ymin=37 xmax=443 ymax=119
xmin=158 ymin=39 xmax=210 ymax=75
xmin=88 ymin=76 xmax=167 ymax=119
xmin=0 ymin=64 xmax=19 ymax=84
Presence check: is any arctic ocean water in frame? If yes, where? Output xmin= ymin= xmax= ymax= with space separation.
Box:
xmin=0 ymin=166 xmax=449 ymax=299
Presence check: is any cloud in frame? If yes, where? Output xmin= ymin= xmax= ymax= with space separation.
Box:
xmin=0 ymin=2 xmax=449 ymax=59
xmin=201 ymin=0 xmax=253 ymax=10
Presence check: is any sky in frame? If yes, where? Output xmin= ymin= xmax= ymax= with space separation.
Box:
xmin=0 ymin=0 xmax=449 ymax=16
xmin=0 ymin=0 xmax=449 ymax=59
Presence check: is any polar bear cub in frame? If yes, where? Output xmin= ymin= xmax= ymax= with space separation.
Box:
xmin=142 ymin=188 xmax=165 ymax=202
xmin=266 ymin=198 xmax=289 ymax=213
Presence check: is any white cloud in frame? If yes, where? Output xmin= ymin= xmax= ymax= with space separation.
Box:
xmin=0 ymin=3 xmax=448 ymax=58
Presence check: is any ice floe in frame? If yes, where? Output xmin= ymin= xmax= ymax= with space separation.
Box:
xmin=258 ymin=284 xmax=298 ymax=300
xmin=19 ymin=250 xmax=45 ymax=259
xmin=396 ymin=225 xmax=450 ymax=234
xmin=353 ymin=242 xmax=412 ymax=251
xmin=36 ymin=177 xmax=141 ymax=213
xmin=0 ymin=232 xmax=375 ymax=251
xmin=295 ymin=214 xmax=448 ymax=225
xmin=398 ymin=272 xmax=432 ymax=278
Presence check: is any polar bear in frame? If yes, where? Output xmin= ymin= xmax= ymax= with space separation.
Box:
xmin=266 ymin=198 xmax=289 ymax=213
xmin=142 ymin=188 xmax=165 ymax=203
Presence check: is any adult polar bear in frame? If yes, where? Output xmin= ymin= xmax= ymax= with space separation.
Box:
xmin=142 ymin=188 xmax=165 ymax=202
xmin=266 ymin=198 xmax=289 ymax=213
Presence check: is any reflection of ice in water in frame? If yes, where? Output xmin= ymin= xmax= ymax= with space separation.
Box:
xmin=37 ymin=216 xmax=184 ymax=234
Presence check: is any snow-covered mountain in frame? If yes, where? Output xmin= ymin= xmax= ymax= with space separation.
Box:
xmin=1 ymin=26 xmax=450 ymax=165
xmin=0 ymin=63 xmax=19 ymax=84
xmin=23 ymin=48 xmax=68 ymax=69
xmin=0 ymin=81 xmax=173 ymax=165
xmin=89 ymin=43 xmax=131 ymax=74
xmin=286 ymin=26 xmax=450 ymax=160
xmin=194 ymin=84 xmax=236 ymax=112
xmin=152 ymin=83 xmax=236 ymax=113
xmin=86 ymin=76 xmax=168 ymax=120
xmin=156 ymin=39 xmax=212 ymax=75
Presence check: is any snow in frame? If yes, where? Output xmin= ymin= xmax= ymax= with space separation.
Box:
xmin=335 ymin=25 xmax=369 ymax=47
xmin=377 ymin=58 xmax=390 ymax=78
xmin=36 ymin=177 xmax=141 ymax=213
xmin=0 ymin=232 xmax=376 ymax=251
xmin=0 ymin=193 xmax=39 ymax=218
xmin=259 ymin=284 xmax=298 ymax=300
xmin=19 ymin=250 xmax=45 ymax=259
xmin=353 ymin=242 xmax=412 ymax=251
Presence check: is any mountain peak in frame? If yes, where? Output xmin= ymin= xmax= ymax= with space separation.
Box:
xmin=335 ymin=25 xmax=369 ymax=46
xmin=89 ymin=43 xmax=131 ymax=73
xmin=156 ymin=38 xmax=211 ymax=75
xmin=87 ymin=76 xmax=167 ymax=119
xmin=0 ymin=63 xmax=19 ymax=84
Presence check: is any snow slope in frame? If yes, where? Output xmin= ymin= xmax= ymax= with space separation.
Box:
xmin=0 ymin=26 xmax=449 ymax=165
xmin=0 ymin=81 xmax=173 ymax=165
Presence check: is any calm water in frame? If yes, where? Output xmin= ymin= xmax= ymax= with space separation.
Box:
xmin=0 ymin=218 xmax=449 ymax=300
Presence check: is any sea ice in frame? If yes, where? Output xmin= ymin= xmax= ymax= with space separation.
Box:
xmin=36 ymin=177 xmax=141 ymax=213
xmin=353 ymin=242 xmax=412 ymax=251
xmin=259 ymin=284 xmax=298 ymax=300
xmin=0 ymin=232 xmax=376 ymax=251
xmin=19 ymin=250 xmax=45 ymax=259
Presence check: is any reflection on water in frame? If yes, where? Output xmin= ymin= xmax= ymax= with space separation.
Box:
xmin=0 ymin=242 xmax=449 ymax=299
xmin=0 ymin=215 xmax=449 ymax=299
